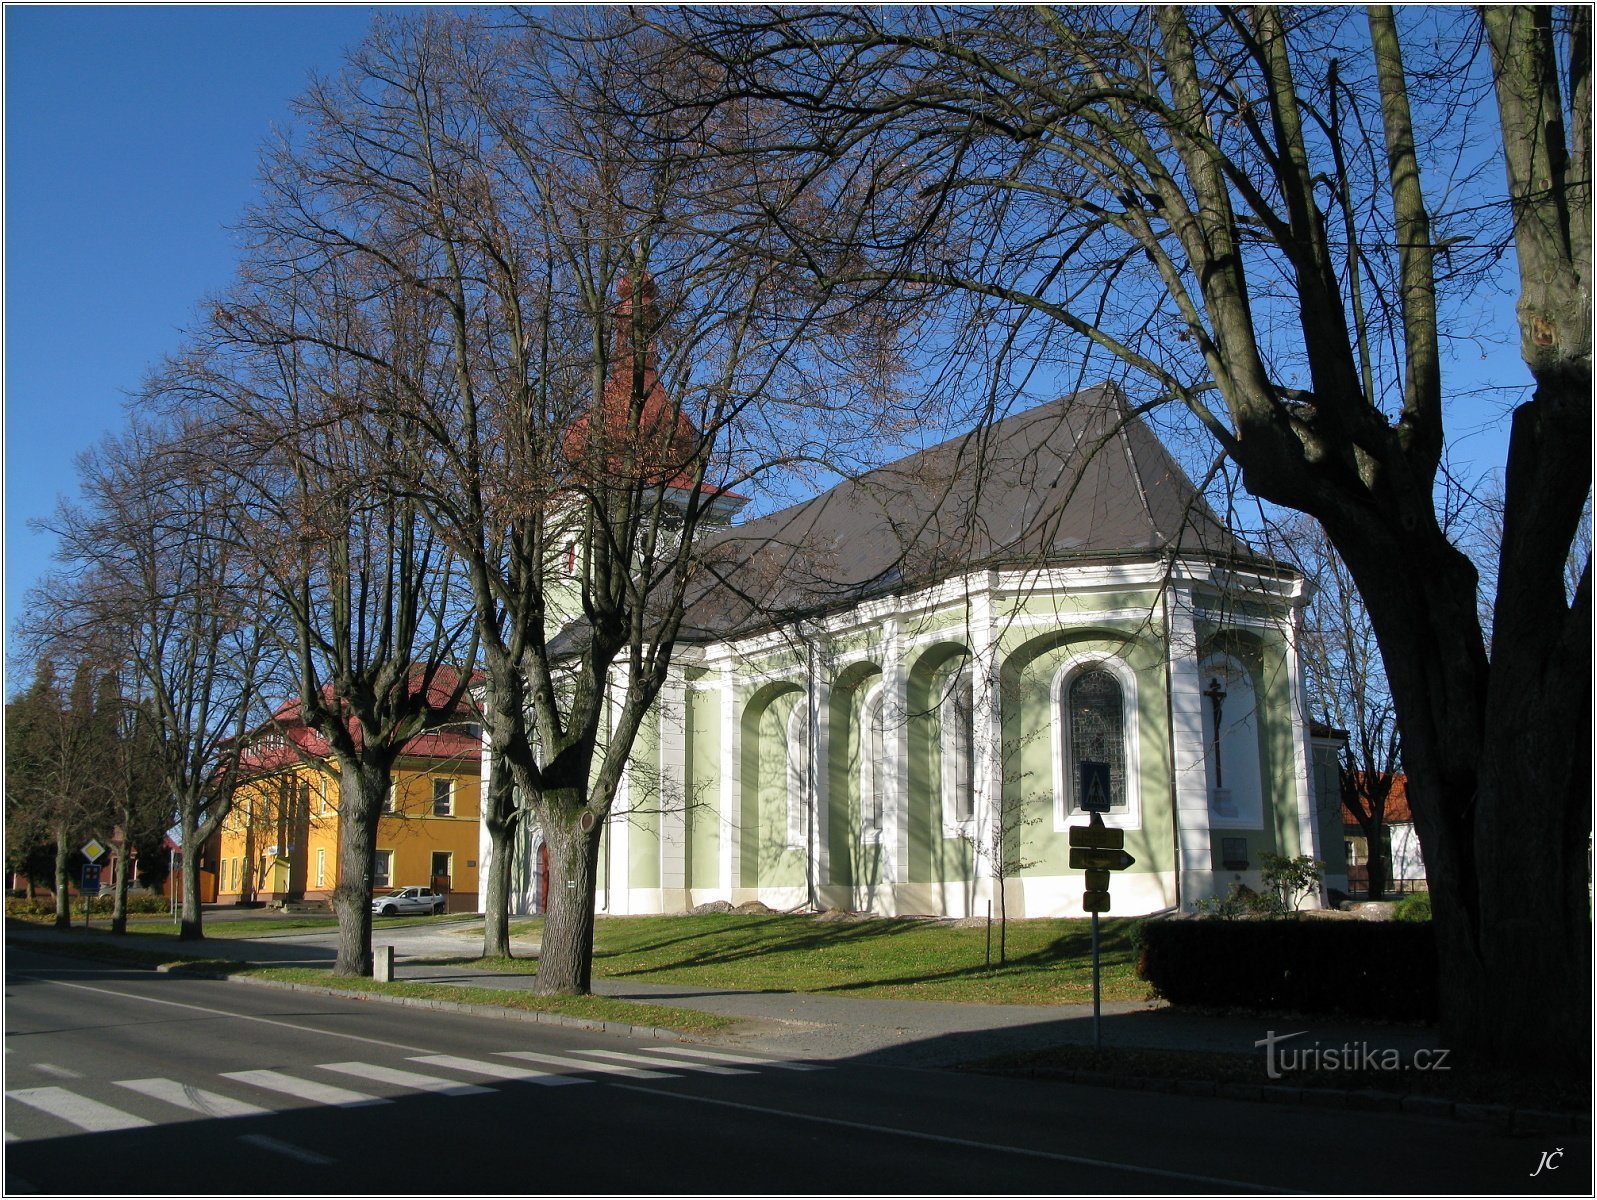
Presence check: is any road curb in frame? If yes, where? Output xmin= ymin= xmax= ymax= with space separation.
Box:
xmin=204 ymin=967 xmax=698 ymax=1044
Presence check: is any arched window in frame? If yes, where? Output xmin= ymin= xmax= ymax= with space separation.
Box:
xmin=860 ymin=687 xmax=886 ymax=840
xmin=786 ymin=697 xmax=810 ymax=847
xmin=940 ymin=667 xmax=975 ymax=829
xmin=1199 ymin=654 xmax=1264 ymax=827
xmin=1054 ymin=654 xmax=1141 ymax=828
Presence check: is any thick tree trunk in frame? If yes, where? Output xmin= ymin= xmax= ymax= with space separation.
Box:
xmin=1325 ymin=500 xmax=1589 ymax=1075
xmin=532 ymin=791 xmax=602 ymax=995
xmin=481 ymin=752 xmax=516 ymax=959
xmin=52 ymin=825 xmax=70 ymax=930
xmin=331 ymin=755 xmax=387 ymax=977
xmin=178 ymin=814 xmax=205 ymax=941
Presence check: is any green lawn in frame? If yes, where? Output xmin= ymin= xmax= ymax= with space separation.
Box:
xmin=486 ymin=913 xmax=1151 ymax=1005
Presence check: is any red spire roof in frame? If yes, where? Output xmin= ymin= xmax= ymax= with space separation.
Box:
xmin=564 ymin=270 xmax=704 ymax=490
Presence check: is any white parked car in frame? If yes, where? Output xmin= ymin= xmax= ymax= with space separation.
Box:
xmin=370 ymin=886 xmax=446 ymax=916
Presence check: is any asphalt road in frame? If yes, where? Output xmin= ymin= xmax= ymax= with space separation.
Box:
xmin=4 ymin=945 xmax=1587 ymax=1195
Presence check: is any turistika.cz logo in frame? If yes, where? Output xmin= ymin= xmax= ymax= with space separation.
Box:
xmin=1253 ymin=1029 xmax=1451 ymax=1080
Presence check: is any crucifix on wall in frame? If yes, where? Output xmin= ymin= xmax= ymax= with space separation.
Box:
xmin=1202 ymin=674 xmax=1227 ymax=788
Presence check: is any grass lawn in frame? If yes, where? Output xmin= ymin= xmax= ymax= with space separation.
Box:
xmin=474 ymin=912 xmax=1152 ymax=1005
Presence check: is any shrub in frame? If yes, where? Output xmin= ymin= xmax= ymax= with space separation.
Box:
xmin=1134 ymin=918 xmax=1437 ymax=1022
xmin=1393 ymin=892 xmax=1432 ymax=922
xmin=1259 ymin=853 xmax=1324 ymax=911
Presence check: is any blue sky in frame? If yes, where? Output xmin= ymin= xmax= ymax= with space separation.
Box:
xmin=5 ymin=4 xmax=381 ymax=665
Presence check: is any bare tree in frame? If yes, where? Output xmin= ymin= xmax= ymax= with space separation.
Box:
xmin=216 ymin=10 xmax=909 ymax=993
xmin=1284 ymin=517 xmax=1401 ymax=899
xmin=658 ymin=5 xmax=1590 ymax=1071
xmin=44 ymin=421 xmax=277 ymax=940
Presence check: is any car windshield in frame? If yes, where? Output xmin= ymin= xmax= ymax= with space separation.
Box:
xmin=378 ymin=890 xmax=407 ymax=899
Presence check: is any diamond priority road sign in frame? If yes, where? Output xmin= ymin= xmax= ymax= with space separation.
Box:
xmin=79 ymin=838 xmax=107 ymax=863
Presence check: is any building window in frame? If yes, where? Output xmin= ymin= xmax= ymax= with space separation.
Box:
xmin=432 ymin=778 xmax=454 ymax=817
xmin=318 ymin=777 xmax=331 ymax=816
xmin=315 ymin=848 xmax=327 ymax=889
xmin=431 ymin=851 xmax=452 ymax=887
xmin=786 ymin=698 xmax=810 ymax=847
xmin=382 ymin=784 xmax=396 ymax=814
xmin=940 ymin=666 xmax=975 ymax=830
xmin=860 ymin=687 xmax=886 ymax=839
xmin=1054 ymin=655 xmax=1141 ymax=828
xmin=372 ymin=850 xmax=393 ymax=890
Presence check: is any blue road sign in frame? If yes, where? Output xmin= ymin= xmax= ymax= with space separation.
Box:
xmin=80 ymin=862 xmax=102 ymax=896
xmin=1078 ymin=760 xmax=1112 ymax=813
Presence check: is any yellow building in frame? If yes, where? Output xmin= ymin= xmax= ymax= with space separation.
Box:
xmin=218 ymin=699 xmax=483 ymax=912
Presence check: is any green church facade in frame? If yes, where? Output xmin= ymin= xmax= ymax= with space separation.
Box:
xmin=485 ymin=387 xmax=1340 ymax=918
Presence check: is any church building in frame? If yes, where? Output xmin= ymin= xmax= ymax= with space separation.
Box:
xmin=482 ymin=282 xmax=1343 ymax=920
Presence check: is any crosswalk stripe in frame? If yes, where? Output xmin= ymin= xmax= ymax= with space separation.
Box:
xmin=637 ymin=1046 xmax=825 ymax=1071
xmin=580 ymin=1048 xmax=753 ymax=1076
xmin=222 ymin=1070 xmax=390 ymax=1108
xmin=7 ymin=1086 xmax=153 ymax=1132
xmin=318 ymin=1062 xmax=494 ymax=1097
xmin=114 ymin=1078 xmax=271 ymax=1118
xmin=497 ymin=1050 xmax=679 ymax=1080
xmin=408 ymin=1054 xmax=587 ymax=1086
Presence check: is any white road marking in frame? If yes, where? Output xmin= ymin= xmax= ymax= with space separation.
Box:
xmin=612 ymin=1083 xmax=1287 ymax=1193
xmin=318 ymin=1061 xmax=493 ymax=1096
xmin=238 ymin=1133 xmax=334 ymax=1165
xmin=583 ymin=1048 xmax=752 ymax=1075
xmin=9 ymin=973 xmax=436 ymax=1054
xmin=114 ymin=1077 xmax=272 ymax=1119
xmin=408 ymin=1054 xmax=587 ymax=1086
xmin=30 ymin=1063 xmax=82 ymax=1080
xmin=638 ymin=1046 xmax=824 ymax=1070
xmin=222 ymin=1069 xmax=390 ymax=1108
xmin=6 ymin=1086 xmax=153 ymax=1132
xmin=497 ymin=1050 xmax=678 ymax=1080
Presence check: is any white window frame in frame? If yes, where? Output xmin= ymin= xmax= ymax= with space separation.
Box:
xmin=860 ymin=685 xmax=885 ymax=843
xmin=372 ymin=849 xmax=394 ymax=890
xmin=315 ymin=847 xmax=327 ymax=889
xmin=431 ymin=777 xmax=455 ymax=817
xmin=1052 ymin=652 xmax=1143 ymax=831
xmin=939 ymin=665 xmax=975 ymax=837
xmin=382 ymin=783 xmax=396 ymax=814
xmin=786 ymin=697 xmax=810 ymax=848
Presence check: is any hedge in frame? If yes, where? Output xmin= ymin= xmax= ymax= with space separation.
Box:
xmin=1134 ymin=918 xmax=1437 ymax=1022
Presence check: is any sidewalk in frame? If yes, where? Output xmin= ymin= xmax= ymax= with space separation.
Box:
xmin=6 ymin=917 xmax=1438 ymax=1068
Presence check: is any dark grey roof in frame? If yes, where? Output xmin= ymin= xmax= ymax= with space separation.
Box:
xmin=677 ymin=386 xmax=1269 ymax=640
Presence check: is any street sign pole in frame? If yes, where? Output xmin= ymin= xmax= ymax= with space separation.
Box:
xmin=1092 ymin=909 xmax=1101 ymax=1049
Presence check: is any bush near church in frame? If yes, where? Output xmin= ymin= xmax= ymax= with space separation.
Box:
xmin=1134 ymin=919 xmax=1438 ymax=1022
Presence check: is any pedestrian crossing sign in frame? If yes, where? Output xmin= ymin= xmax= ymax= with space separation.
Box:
xmin=1078 ymin=761 xmax=1112 ymax=812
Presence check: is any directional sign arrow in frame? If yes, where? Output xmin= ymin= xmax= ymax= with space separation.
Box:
xmin=1069 ymin=847 xmax=1136 ymax=872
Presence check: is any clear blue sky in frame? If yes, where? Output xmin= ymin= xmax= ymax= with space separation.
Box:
xmin=5 ymin=3 xmax=382 ymax=666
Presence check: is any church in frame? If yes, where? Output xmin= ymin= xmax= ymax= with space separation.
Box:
xmin=480 ymin=285 xmax=1345 ymax=921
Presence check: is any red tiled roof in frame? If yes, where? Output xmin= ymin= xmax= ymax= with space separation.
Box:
xmin=241 ymin=667 xmax=482 ymax=770
xmin=1344 ymin=773 xmax=1412 ymax=825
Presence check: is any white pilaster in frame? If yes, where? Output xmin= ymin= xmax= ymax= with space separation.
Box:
xmin=808 ymin=635 xmax=832 ymax=902
xmin=1283 ymin=594 xmax=1323 ymax=903
xmin=881 ymin=615 xmax=905 ymax=902
xmin=1167 ymin=586 xmax=1216 ymax=908
xmin=659 ymin=665 xmax=688 ymax=907
xmin=719 ymin=664 xmax=739 ymax=900
xmin=971 ymin=578 xmax=1001 ymax=908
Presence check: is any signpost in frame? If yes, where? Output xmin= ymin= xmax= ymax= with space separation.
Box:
xmin=79 ymin=839 xmax=106 ymax=930
xmin=1070 ymin=768 xmax=1135 ymax=1048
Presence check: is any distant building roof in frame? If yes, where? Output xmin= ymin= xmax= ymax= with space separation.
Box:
xmin=240 ymin=666 xmax=482 ymax=771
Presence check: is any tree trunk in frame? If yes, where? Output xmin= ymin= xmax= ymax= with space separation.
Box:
xmin=531 ymin=792 xmax=602 ymax=995
xmin=331 ymin=754 xmax=388 ymax=977
xmin=481 ymin=751 xmax=516 ymax=959
xmin=52 ymin=824 xmax=70 ymax=930
xmin=178 ymin=814 xmax=206 ymax=941
xmin=111 ymin=829 xmax=131 ymax=935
